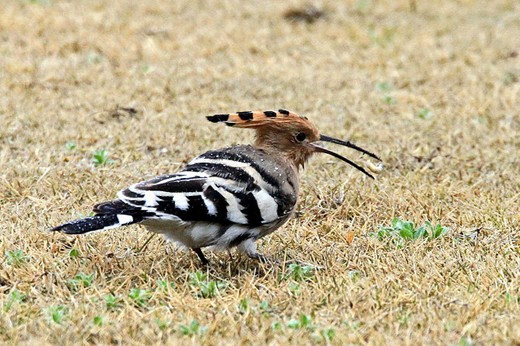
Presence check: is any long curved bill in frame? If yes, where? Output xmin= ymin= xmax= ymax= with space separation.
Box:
xmin=320 ymin=135 xmax=381 ymax=161
xmin=311 ymin=135 xmax=382 ymax=179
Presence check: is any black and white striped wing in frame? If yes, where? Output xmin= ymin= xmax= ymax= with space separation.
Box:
xmin=118 ymin=171 xmax=214 ymax=222
xmin=117 ymin=159 xmax=293 ymax=227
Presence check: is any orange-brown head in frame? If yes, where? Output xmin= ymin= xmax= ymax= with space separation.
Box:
xmin=207 ymin=109 xmax=381 ymax=178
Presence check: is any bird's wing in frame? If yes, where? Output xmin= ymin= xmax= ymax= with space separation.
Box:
xmin=114 ymin=169 xmax=290 ymax=227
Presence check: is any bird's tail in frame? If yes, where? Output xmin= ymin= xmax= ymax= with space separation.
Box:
xmin=50 ymin=213 xmax=142 ymax=234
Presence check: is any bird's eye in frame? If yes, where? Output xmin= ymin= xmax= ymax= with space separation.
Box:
xmin=295 ymin=132 xmax=306 ymax=142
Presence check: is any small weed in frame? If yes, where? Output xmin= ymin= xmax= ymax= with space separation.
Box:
xmin=504 ymin=292 xmax=520 ymax=303
xmin=46 ymin=305 xmax=67 ymax=324
xmin=5 ymin=249 xmax=29 ymax=266
xmin=156 ymin=279 xmax=175 ymax=292
xmin=200 ymin=281 xmax=224 ymax=298
xmin=427 ymin=222 xmax=449 ymax=238
xmin=92 ymin=149 xmax=112 ymax=166
xmin=282 ymin=263 xmax=315 ymax=282
xmin=4 ymin=290 xmax=27 ymax=312
xmin=347 ymin=270 xmax=361 ymax=282
xmin=188 ymin=271 xmax=226 ymax=298
xmin=259 ymin=300 xmax=273 ymax=315
xmin=375 ymin=82 xmax=392 ymax=93
xmin=93 ymin=315 xmax=104 ymax=327
xmin=238 ymin=297 xmax=250 ymax=314
xmin=68 ymin=273 xmax=94 ymax=291
xmin=382 ymin=95 xmax=396 ymax=105
xmin=288 ymin=282 xmax=301 ymax=295
xmin=86 ymin=51 xmax=102 ymax=64
xmin=504 ymin=71 xmax=518 ymax=85
xmin=271 ymin=321 xmax=283 ymax=332
xmin=344 ymin=320 xmax=361 ymax=330
xmin=128 ymin=288 xmax=151 ymax=307
xmin=178 ymin=320 xmax=207 ymax=336
xmin=418 ymin=108 xmax=434 ymax=119
xmin=189 ymin=271 xmax=207 ymax=282
xmin=397 ymin=309 xmax=411 ymax=326
xmin=288 ymin=314 xmax=314 ymax=330
xmin=65 ymin=142 xmax=77 ymax=150
xmin=459 ymin=336 xmax=474 ymax=346
xmin=375 ymin=81 xmax=397 ymax=104
xmin=68 ymin=248 xmax=80 ymax=258
xmin=444 ymin=320 xmax=456 ymax=332
xmin=320 ymin=328 xmax=336 ymax=342
xmin=140 ymin=63 xmax=154 ymax=74
xmin=105 ymin=293 xmax=122 ymax=310
xmin=155 ymin=319 xmax=170 ymax=331
xmin=371 ymin=217 xmax=449 ymax=246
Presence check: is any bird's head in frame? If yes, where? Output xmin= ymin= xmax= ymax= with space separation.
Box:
xmin=207 ymin=109 xmax=381 ymax=178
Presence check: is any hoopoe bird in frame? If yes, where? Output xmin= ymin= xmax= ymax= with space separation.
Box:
xmin=51 ymin=110 xmax=381 ymax=264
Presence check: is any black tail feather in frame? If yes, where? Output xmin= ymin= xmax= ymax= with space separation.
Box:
xmin=50 ymin=214 xmax=141 ymax=234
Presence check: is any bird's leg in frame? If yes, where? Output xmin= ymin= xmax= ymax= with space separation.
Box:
xmin=193 ymin=248 xmax=209 ymax=265
xmin=248 ymin=252 xmax=269 ymax=263
xmin=237 ymin=239 xmax=271 ymax=263
xmin=137 ymin=233 xmax=156 ymax=253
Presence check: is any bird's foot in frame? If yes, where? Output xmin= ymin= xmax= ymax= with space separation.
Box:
xmin=193 ymin=248 xmax=209 ymax=265
xmin=248 ymin=252 xmax=280 ymax=265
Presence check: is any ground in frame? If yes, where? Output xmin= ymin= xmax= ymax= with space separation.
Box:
xmin=0 ymin=0 xmax=519 ymax=345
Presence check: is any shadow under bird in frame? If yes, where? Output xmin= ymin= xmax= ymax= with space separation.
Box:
xmin=50 ymin=109 xmax=381 ymax=264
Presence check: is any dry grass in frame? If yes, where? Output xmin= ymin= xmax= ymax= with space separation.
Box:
xmin=1 ymin=0 xmax=519 ymax=344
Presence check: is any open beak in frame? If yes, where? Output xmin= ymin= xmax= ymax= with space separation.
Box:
xmin=310 ymin=135 xmax=382 ymax=179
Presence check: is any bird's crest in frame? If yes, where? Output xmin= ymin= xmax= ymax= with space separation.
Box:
xmin=206 ymin=109 xmax=309 ymax=128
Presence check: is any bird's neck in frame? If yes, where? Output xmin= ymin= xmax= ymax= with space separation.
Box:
xmin=254 ymin=144 xmax=308 ymax=171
